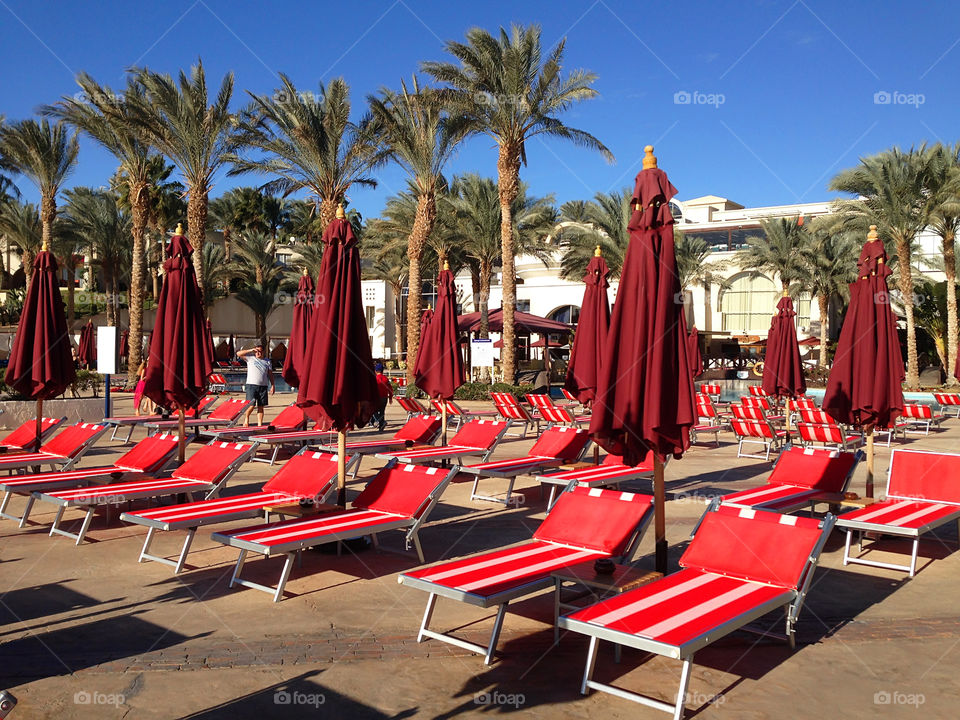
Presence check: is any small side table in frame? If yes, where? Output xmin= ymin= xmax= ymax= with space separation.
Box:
xmin=808 ymin=492 xmax=879 ymax=515
xmin=262 ymin=501 xmax=341 ymax=522
xmin=552 ymin=561 xmax=662 ymax=657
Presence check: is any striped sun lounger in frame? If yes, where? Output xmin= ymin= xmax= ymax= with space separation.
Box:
xmin=536 ymin=451 xmax=660 ymax=508
xmin=374 ymin=420 xmax=508 ymax=465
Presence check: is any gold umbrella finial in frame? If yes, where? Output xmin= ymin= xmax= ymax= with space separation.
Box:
xmin=782 ymin=288 xmax=790 ymax=298
xmin=175 ymin=222 xmax=183 ymax=235
xmin=867 ymin=224 xmax=879 ymax=241
xmin=443 ymin=260 xmax=449 ymax=271
xmin=42 ymin=240 xmax=49 ymax=252
xmin=336 ymin=203 xmax=345 ymax=219
xmin=594 ymin=244 xmax=602 ymax=257
xmin=302 ymin=266 xmax=308 ymax=276
xmin=642 ymin=145 xmax=658 ymax=170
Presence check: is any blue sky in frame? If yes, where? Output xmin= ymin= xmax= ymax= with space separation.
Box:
xmin=2 ymin=0 xmax=958 ymax=220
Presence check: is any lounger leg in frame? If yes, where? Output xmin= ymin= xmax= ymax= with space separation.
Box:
xmin=75 ymin=508 xmax=96 ymax=545
xmin=547 ymin=485 xmax=558 ymax=510
xmin=485 ymin=603 xmax=509 ymax=665
xmin=842 ymin=529 xmax=853 ymax=566
xmin=417 ymin=593 xmax=438 ymax=643
xmin=229 ymin=549 xmax=248 ymax=588
xmin=0 ymin=491 xmax=11 ymax=520
xmin=674 ymin=658 xmax=693 ymax=720
xmin=19 ymin=494 xmax=37 ymax=528
xmin=139 ymin=527 xmax=157 ymax=563
xmin=274 ymin=553 xmax=295 ymax=603
xmin=470 ymin=475 xmax=481 ymax=501
xmin=49 ymin=505 xmax=66 ymax=537
xmin=580 ymin=636 xmax=599 ymax=695
xmin=504 ymin=478 xmax=515 ymax=507
xmin=410 ymin=532 xmax=424 ymax=563
xmin=909 ymin=539 xmax=919 ymax=578
xmin=175 ymin=529 xmax=197 ymax=574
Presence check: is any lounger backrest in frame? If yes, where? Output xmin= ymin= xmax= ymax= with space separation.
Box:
xmin=39 ymin=423 xmax=106 ymax=458
xmin=730 ymin=417 xmax=774 ymax=439
xmin=270 ymin=404 xmax=307 ymax=430
xmin=526 ymin=394 xmax=556 ymax=410
xmin=353 ymin=463 xmax=449 ymax=517
xmin=934 ymin=392 xmax=960 ymax=406
xmin=901 ymin=403 xmax=932 ymax=420
xmin=431 ymin=398 xmax=464 ymax=416
xmin=262 ymin=451 xmax=340 ymax=499
xmin=172 ymin=442 xmax=252 ymax=483
xmin=730 ymin=404 xmax=766 ymax=421
xmin=681 ymin=505 xmax=825 ymax=588
xmin=529 ymin=426 xmax=589 ymax=460
xmin=538 ymin=404 xmax=575 ymax=424
xmin=116 ymin=433 xmax=179 ymax=472
xmin=186 ymin=394 xmax=218 ymax=418
xmin=769 ymin=447 xmax=858 ymax=491
xmin=207 ymin=398 xmax=249 ymax=420
xmin=887 ymin=449 xmax=960 ymax=504
xmin=699 ymin=383 xmax=721 ymax=396
xmin=741 ymin=396 xmax=771 ymax=410
xmin=787 ymin=397 xmax=817 ymax=412
xmin=561 ymin=388 xmax=577 ymax=403
xmin=798 ymin=409 xmax=837 ymax=425
xmin=696 ymin=397 xmax=718 ymax=419
xmin=394 ymin=415 xmax=442 ymax=444
xmin=396 ymin=396 xmax=424 ymax=414
xmin=449 ymin=420 xmax=507 ymax=449
xmin=491 ymin=392 xmax=527 ymax=420
xmin=2 ymin=417 xmax=61 ymax=448
xmin=535 ymin=487 xmax=653 ymax=554
xmin=796 ymin=422 xmax=846 ymax=445
xmin=601 ymin=450 xmax=654 ymax=470
xmin=748 ymin=386 xmax=768 ymax=397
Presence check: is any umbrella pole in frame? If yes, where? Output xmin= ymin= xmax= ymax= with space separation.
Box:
xmin=178 ymin=409 xmax=186 ymax=463
xmin=865 ymin=427 xmax=875 ymax=499
xmin=337 ymin=431 xmax=346 ymax=507
xmin=35 ymin=398 xmax=43 ymax=453
xmin=441 ymin=403 xmax=448 ymax=446
xmin=654 ymin=454 xmax=667 ymax=575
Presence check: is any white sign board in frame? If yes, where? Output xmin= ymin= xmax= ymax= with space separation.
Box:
xmin=96 ymin=326 xmax=117 ymax=375
xmin=470 ymin=339 xmax=495 ymax=369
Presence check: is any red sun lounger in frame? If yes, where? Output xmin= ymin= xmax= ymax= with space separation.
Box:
xmin=250 ymin=427 xmax=349 ymax=465
xmin=491 ymin=392 xmax=541 ymax=438
xmin=34 ymin=441 xmax=256 ymax=545
xmin=102 ymin=394 xmax=217 ymax=442
xmin=526 ymin=394 xmax=591 ymax=427
xmin=0 ymin=433 xmax=180 ymax=526
xmin=0 ymin=422 xmax=108 ymax=475
xmin=396 ymin=396 xmax=429 ymax=420
xmin=838 ymin=448 xmax=960 ymax=576
xmin=460 ymin=426 xmax=591 ymax=506
xmin=429 ymin=398 xmax=499 ymax=430
xmin=719 ymin=446 xmax=862 ymax=514
xmin=374 ymin=420 xmax=508 ymax=465
xmin=143 ymin=398 xmax=253 ymax=435
xmin=122 ymin=450 xmax=359 ymax=573
xmin=399 ymin=486 xmax=654 ymax=664
xmin=933 ymin=392 xmax=960 ymax=418
xmin=201 ymin=404 xmax=307 ymax=440
xmin=559 ymin=504 xmax=835 ymax=719
xmin=537 ymin=451 xmax=660 ymax=508
xmin=319 ymin=415 xmax=442 ymax=474
xmin=211 ymin=461 xmax=457 ymax=602
xmin=899 ymin=403 xmax=946 ymax=435
xmin=729 ymin=412 xmax=788 ymax=461
xmin=0 ymin=417 xmax=64 ymax=453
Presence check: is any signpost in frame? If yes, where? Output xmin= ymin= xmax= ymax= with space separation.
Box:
xmin=470 ymin=338 xmax=495 ymax=383
xmin=96 ymin=326 xmax=118 ymax=418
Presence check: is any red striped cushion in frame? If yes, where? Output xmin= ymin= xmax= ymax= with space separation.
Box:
xmin=840 ymin=499 xmax=960 ymax=530
xmin=888 ymin=450 xmax=960 ymax=503
xmin=173 ymin=442 xmax=250 ymax=483
xmin=528 ymin=427 xmax=589 ymax=460
xmin=127 ymin=490 xmax=295 ymax=523
xmin=534 ymin=487 xmax=652 ymax=555
xmin=448 ymin=420 xmax=507 ymax=448
xmin=353 ymin=463 xmax=447 ymax=516
xmin=2 ymin=417 xmax=60 ymax=449
xmin=261 ymin=452 xmax=340 ymax=497
xmin=394 ymin=415 xmax=442 ymax=443
xmin=116 ymin=433 xmax=179 ymax=472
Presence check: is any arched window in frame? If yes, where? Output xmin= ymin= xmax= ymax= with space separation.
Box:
xmin=547 ymin=304 xmax=580 ymax=325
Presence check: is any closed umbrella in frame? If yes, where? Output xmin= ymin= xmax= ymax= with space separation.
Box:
xmin=282 ymin=271 xmax=315 ymax=388
xmin=297 ymin=207 xmax=379 ymax=506
xmin=415 ymin=265 xmax=465 ymax=443
xmin=142 ymin=226 xmax=214 ymax=462
xmin=589 ymin=146 xmax=696 ymax=573
xmin=687 ymin=326 xmax=704 ymax=380
xmin=823 ymin=225 xmax=904 ymax=496
xmin=205 ymin=319 xmax=217 ymax=370
xmin=5 ymin=243 xmax=76 ymax=451
xmin=118 ymin=329 xmax=129 ymax=361
xmin=227 ymin=334 xmax=235 ymax=363
xmin=565 ymin=248 xmax=611 ymax=406
xmin=761 ymin=294 xmax=806 ymax=400
xmin=78 ymin=320 xmax=97 ymax=369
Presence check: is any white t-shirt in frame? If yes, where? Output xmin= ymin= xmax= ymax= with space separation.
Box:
xmin=245 ymin=357 xmax=272 ymax=386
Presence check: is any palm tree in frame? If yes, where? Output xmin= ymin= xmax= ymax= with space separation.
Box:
xmin=230 ymin=74 xmax=383 ymax=230
xmin=128 ymin=60 xmax=237 ymax=301
xmin=559 ymin=189 xmax=631 ymax=281
xmin=0 ymin=118 xmax=78 ymax=261
xmin=799 ymin=217 xmax=860 ymax=367
xmin=735 ymin=217 xmax=808 ymax=293
xmin=287 ymin=199 xmax=324 ymax=244
xmin=368 ymin=76 xmax=466 ymax=385
xmin=907 ymin=280 xmax=954 ymax=370
xmin=230 ymin=231 xmax=291 ymax=348
xmin=922 ymin=142 xmax=960 ymax=381
xmin=201 ymin=242 xmax=232 ymax=305
xmin=675 ymin=232 xmax=729 ymax=331
xmin=422 ymin=24 xmax=614 ymax=382
xmin=62 ymin=188 xmax=132 ymax=326
xmin=0 ymin=199 xmax=42 ymax=285
xmin=362 ymin=223 xmax=409 ymax=358
xmin=46 ymin=74 xmax=159 ymax=380
xmin=831 ymin=146 xmax=928 ymax=388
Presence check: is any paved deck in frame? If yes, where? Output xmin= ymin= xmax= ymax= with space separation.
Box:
xmin=1 ymin=393 xmax=957 ymax=718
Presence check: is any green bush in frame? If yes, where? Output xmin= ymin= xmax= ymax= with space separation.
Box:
xmin=453 ymin=382 xmax=534 ymax=401
xmin=72 ymin=369 xmax=103 ymax=397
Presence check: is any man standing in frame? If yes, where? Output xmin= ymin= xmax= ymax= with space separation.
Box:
xmin=237 ymin=344 xmax=275 ymax=426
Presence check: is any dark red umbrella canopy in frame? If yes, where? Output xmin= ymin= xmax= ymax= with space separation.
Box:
xmin=457 ymin=308 xmax=570 ymax=335
xmin=227 ymin=334 xmax=235 ymax=361
xmin=761 ymin=296 xmax=806 ymax=398
xmin=205 ymin=319 xmax=216 ymax=369
xmin=282 ymin=273 xmax=315 ymax=388
xmin=565 ymin=253 xmax=611 ymax=405
xmin=296 ymin=218 xmax=379 ymax=430
xmin=687 ymin=326 xmax=704 ymax=379
xmin=589 ymin=156 xmax=696 ymax=464
xmin=118 ymin=329 xmax=129 ymax=359
xmin=78 ymin=320 xmax=97 ymax=369
xmin=412 ymin=306 xmax=434 ymax=381
xmin=415 ymin=269 xmax=465 ymax=399
xmin=142 ymin=235 xmax=214 ymax=410
xmin=823 ymin=229 xmax=904 ymax=428
xmin=5 ymin=250 xmax=76 ymax=399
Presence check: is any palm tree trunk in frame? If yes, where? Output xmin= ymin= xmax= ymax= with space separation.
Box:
xmin=392 ymin=281 xmax=404 ymax=361
xmin=479 ymin=260 xmax=491 ymax=339
xmin=703 ymin=279 xmax=713 ymax=333
xmin=127 ymin=181 xmax=149 ymax=384
xmin=257 ymin=313 xmax=266 ymax=350
xmin=66 ymin=263 xmax=75 ymax=327
xmin=319 ymin=199 xmax=337 ymax=231
xmin=223 ymin=226 xmax=232 ymax=261
xmin=818 ymin=293 xmax=829 ymax=368
xmin=896 ymin=237 xmax=920 ymax=388
xmin=497 ymin=144 xmax=521 ymax=385
xmin=405 ymin=192 xmax=436 ymax=388
xmin=187 ymin=189 xmax=208 ymax=304
xmin=34 ymin=193 xmax=56 ymax=294
xmin=944 ymin=230 xmax=957 ymax=382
